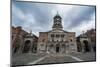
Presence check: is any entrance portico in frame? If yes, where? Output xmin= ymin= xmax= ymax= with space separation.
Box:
xmin=55 ymin=44 xmax=60 ymax=53
xmin=47 ymin=43 xmax=67 ymax=54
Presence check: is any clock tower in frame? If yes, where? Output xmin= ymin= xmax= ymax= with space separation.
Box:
xmin=52 ymin=12 xmax=63 ymax=30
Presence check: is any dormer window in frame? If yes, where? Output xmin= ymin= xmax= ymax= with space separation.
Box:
xmin=56 ymin=34 xmax=59 ymax=38
xmin=61 ymin=34 xmax=65 ymax=38
xmin=51 ymin=34 xmax=54 ymax=37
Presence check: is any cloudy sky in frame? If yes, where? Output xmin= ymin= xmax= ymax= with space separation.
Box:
xmin=12 ymin=0 xmax=96 ymax=37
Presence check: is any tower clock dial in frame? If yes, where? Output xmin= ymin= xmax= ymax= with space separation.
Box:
xmin=52 ymin=12 xmax=63 ymax=29
xmin=57 ymin=18 xmax=59 ymax=21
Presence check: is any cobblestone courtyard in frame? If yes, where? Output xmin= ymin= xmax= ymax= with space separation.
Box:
xmin=12 ymin=52 xmax=96 ymax=66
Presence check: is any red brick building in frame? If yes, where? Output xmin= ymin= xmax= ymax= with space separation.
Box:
xmin=12 ymin=26 xmax=38 ymax=54
xmin=77 ymin=28 xmax=96 ymax=52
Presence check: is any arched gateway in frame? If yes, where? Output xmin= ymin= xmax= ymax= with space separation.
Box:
xmin=83 ymin=40 xmax=90 ymax=52
xmin=22 ymin=32 xmax=38 ymax=53
xmin=23 ymin=40 xmax=31 ymax=53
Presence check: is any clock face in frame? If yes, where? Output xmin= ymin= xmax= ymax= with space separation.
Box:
xmin=56 ymin=18 xmax=59 ymax=21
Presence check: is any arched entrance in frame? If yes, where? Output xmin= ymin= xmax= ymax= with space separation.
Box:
xmin=23 ymin=40 xmax=31 ymax=53
xmin=56 ymin=44 xmax=60 ymax=53
xmin=83 ymin=40 xmax=90 ymax=52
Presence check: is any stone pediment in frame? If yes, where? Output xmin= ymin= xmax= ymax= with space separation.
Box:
xmin=48 ymin=29 xmax=67 ymax=33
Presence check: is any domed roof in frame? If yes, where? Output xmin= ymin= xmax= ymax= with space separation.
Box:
xmin=54 ymin=12 xmax=62 ymax=19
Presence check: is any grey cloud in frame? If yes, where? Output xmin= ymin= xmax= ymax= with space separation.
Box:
xmin=63 ymin=6 xmax=95 ymax=29
xmin=16 ymin=2 xmax=55 ymax=27
xmin=12 ymin=1 xmax=95 ymax=36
